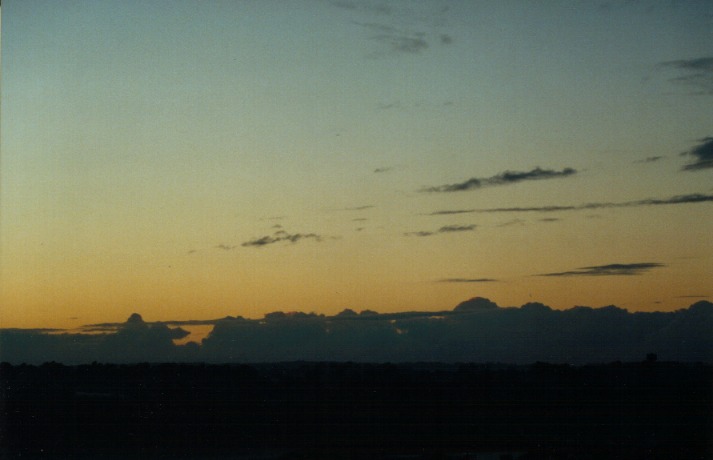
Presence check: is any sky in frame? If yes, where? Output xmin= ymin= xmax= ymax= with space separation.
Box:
xmin=1 ymin=0 xmax=712 ymax=330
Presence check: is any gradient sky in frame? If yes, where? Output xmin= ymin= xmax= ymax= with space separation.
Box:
xmin=1 ymin=0 xmax=712 ymax=329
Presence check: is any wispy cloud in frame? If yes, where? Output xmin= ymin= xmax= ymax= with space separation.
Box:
xmin=539 ymin=262 xmax=665 ymax=277
xmin=426 ymin=209 xmax=476 ymax=216
xmin=405 ymin=224 xmax=476 ymax=237
xmin=330 ymin=1 xmax=392 ymax=15
xmin=374 ymin=166 xmax=393 ymax=173
xmin=423 ymin=167 xmax=576 ymax=192
xmin=354 ymin=21 xmax=429 ymax=55
xmin=242 ymin=230 xmax=324 ymax=248
xmin=342 ymin=205 xmax=375 ymax=211
xmin=438 ymin=278 xmax=498 ymax=283
xmin=475 ymin=192 xmax=713 ymax=213
xmin=634 ymin=156 xmax=664 ymax=164
xmin=681 ymin=137 xmax=713 ymax=171
xmin=215 ymin=244 xmax=237 ymax=251
xmin=660 ymin=56 xmax=713 ymax=95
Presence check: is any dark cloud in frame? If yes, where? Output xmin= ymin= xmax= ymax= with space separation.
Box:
xmin=372 ymin=33 xmax=428 ymax=54
xmin=539 ymin=217 xmax=561 ymax=222
xmin=215 ymin=244 xmax=237 ymax=251
xmin=681 ymin=137 xmax=713 ymax=170
xmin=242 ymin=230 xmax=324 ymax=247
xmin=660 ymin=57 xmax=713 ymax=95
xmin=376 ymin=101 xmax=402 ymax=110
xmin=351 ymin=21 xmax=434 ymax=56
xmin=426 ymin=209 xmax=476 ymax=216
xmin=0 ymin=313 xmax=195 ymax=364
xmin=539 ymin=262 xmax=665 ymax=277
xmin=423 ymin=167 xmax=576 ymax=192
xmin=438 ymin=278 xmax=498 ymax=283
xmin=497 ymin=219 xmax=526 ymax=227
xmin=475 ymin=192 xmax=713 ymax=213
xmin=439 ymin=33 xmax=453 ymax=44
xmin=438 ymin=224 xmax=476 ymax=232
xmin=342 ymin=205 xmax=375 ymax=211
xmin=634 ymin=156 xmax=664 ymax=164
xmin=331 ymin=1 xmax=392 ymax=15
xmin=374 ymin=166 xmax=393 ymax=173
xmin=404 ymin=230 xmax=435 ymax=237
xmin=4 ymin=299 xmax=711 ymax=364
xmin=405 ymin=224 xmax=476 ymax=237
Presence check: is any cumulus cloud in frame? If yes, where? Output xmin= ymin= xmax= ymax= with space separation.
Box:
xmin=474 ymin=192 xmax=713 ymax=213
xmin=4 ymin=299 xmax=711 ymax=364
xmin=660 ymin=56 xmax=713 ymax=95
xmin=242 ymin=230 xmax=324 ymax=247
xmin=539 ymin=262 xmax=665 ymax=277
xmin=681 ymin=137 xmax=713 ymax=171
xmin=423 ymin=167 xmax=577 ymax=192
xmin=405 ymin=224 xmax=476 ymax=237
xmin=0 ymin=313 xmax=194 ymax=364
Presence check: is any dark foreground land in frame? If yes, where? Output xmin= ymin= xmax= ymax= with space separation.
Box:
xmin=1 ymin=360 xmax=711 ymax=459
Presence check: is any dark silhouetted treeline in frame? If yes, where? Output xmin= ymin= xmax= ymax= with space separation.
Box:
xmin=1 ymin=360 xmax=711 ymax=459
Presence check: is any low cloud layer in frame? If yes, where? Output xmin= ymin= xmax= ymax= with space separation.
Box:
xmin=242 ymin=230 xmax=323 ymax=247
xmin=681 ymin=137 xmax=713 ymax=170
xmin=2 ymin=298 xmax=711 ymax=365
xmin=405 ymin=224 xmax=476 ymax=237
xmin=539 ymin=263 xmax=665 ymax=277
xmin=423 ymin=167 xmax=576 ymax=193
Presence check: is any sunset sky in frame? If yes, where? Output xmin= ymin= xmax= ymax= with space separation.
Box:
xmin=1 ymin=0 xmax=712 ymax=329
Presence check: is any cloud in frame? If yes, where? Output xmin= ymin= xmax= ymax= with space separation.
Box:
xmin=0 ymin=313 xmax=196 ymax=364
xmin=660 ymin=57 xmax=713 ymax=95
xmin=539 ymin=217 xmax=561 ymax=222
xmin=539 ymin=262 xmax=665 ymax=277
xmin=405 ymin=224 xmax=476 ymax=237
xmin=438 ymin=224 xmax=476 ymax=232
xmin=404 ymin=231 xmax=435 ymax=237
xmin=374 ymin=167 xmax=392 ymax=173
xmin=681 ymin=137 xmax=713 ymax=170
xmin=475 ymin=192 xmax=713 ymax=213
xmin=426 ymin=209 xmax=476 ymax=216
xmin=331 ymin=1 xmax=392 ymax=15
xmin=215 ymin=244 xmax=237 ymax=251
xmin=242 ymin=230 xmax=324 ymax=247
xmin=438 ymin=278 xmax=498 ymax=283
xmin=342 ymin=205 xmax=375 ymax=211
xmin=352 ymin=21 xmax=430 ymax=55
xmin=4 ymin=298 xmax=711 ymax=364
xmin=371 ymin=31 xmax=428 ymax=54
xmin=423 ymin=167 xmax=576 ymax=192
xmin=634 ymin=156 xmax=664 ymax=164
